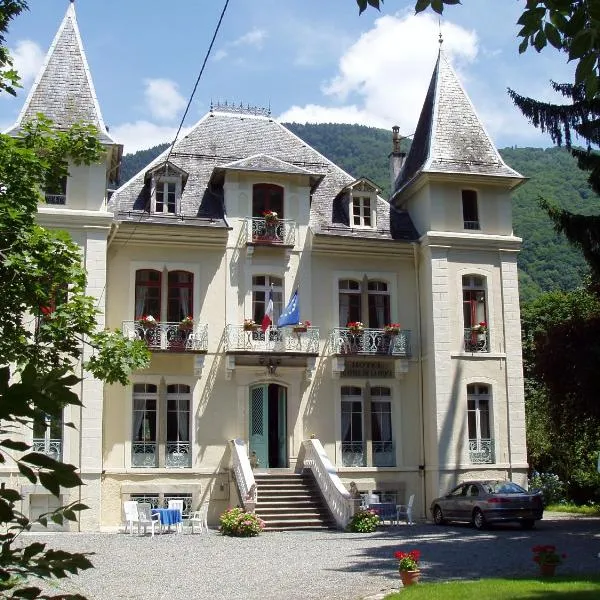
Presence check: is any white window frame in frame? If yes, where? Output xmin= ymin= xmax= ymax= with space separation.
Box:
xmin=351 ymin=194 xmax=376 ymax=228
xmin=250 ymin=275 xmax=284 ymax=325
xmin=340 ymin=386 xmax=365 ymax=467
xmin=152 ymin=175 xmax=181 ymax=215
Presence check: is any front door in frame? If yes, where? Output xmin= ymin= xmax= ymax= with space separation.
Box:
xmin=249 ymin=384 xmax=287 ymax=468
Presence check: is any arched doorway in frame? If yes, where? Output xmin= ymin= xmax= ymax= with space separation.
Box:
xmin=249 ymin=383 xmax=287 ymax=468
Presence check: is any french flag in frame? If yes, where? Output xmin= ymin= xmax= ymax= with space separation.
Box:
xmin=261 ymin=288 xmax=274 ymax=332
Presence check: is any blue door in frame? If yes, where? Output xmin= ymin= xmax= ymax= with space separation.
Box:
xmin=249 ymin=385 xmax=268 ymax=468
xmin=249 ymin=384 xmax=287 ymax=468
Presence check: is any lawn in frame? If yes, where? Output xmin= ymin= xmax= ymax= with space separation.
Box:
xmin=384 ymin=576 xmax=600 ymax=599
xmin=546 ymin=503 xmax=600 ymax=516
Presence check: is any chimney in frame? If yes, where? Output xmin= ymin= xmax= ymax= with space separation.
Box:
xmin=389 ymin=125 xmax=406 ymax=195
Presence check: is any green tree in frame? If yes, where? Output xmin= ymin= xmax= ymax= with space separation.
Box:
xmin=0 ymin=3 xmax=150 ymax=597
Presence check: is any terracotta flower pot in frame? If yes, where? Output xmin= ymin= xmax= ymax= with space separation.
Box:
xmin=399 ymin=569 xmax=421 ymax=586
xmin=540 ymin=564 xmax=556 ymax=577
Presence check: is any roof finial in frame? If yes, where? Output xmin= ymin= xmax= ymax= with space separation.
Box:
xmin=438 ymin=18 xmax=443 ymax=46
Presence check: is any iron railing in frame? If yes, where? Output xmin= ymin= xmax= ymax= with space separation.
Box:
xmin=122 ymin=321 xmax=208 ymax=353
xmin=373 ymin=441 xmax=395 ymax=467
xmin=341 ymin=441 xmax=365 ymax=467
xmin=464 ymin=328 xmax=489 ymax=353
xmin=464 ymin=220 xmax=480 ymax=230
xmin=246 ymin=217 xmax=295 ymax=245
xmin=166 ymin=441 xmax=191 ymax=468
xmin=468 ymin=438 xmax=495 ymax=464
xmin=330 ymin=328 xmax=411 ymax=356
xmin=32 ymin=438 xmax=62 ymax=461
xmin=224 ymin=325 xmax=319 ymax=353
xmin=132 ymin=442 xmax=157 ymax=467
xmin=44 ymin=193 xmax=66 ymax=205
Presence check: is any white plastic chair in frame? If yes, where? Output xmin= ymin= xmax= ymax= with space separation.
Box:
xmin=137 ymin=503 xmax=161 ymax=537
xmin=190 ymin=504 xmax=209 ymax=534
xmin=123 ymin=501 xmax=139 ymax=535
xmin=167 ymin=499 xmax=184 ymax=533
xmin=396 ymin=494 xmax=415 ymax=525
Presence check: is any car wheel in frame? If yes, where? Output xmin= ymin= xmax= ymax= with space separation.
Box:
xmin=520 ymin=519 xmax=535 ymax=530
xmin=472 ymin=508 xmax=486 ymax=530
xmin=433 ymin=505 xmax=445 ymax=525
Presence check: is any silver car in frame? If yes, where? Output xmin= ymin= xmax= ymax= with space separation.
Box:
xmin=430 ymin=480 xmax=544 ymax=530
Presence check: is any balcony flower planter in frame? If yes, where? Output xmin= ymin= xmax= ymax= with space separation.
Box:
xmin=243 ymin=320 xmax=258 ymax=331
xmin=293 ymin=326 xmax=307 ymax=333
xmin=179 ymin=317 xmax=194 ymax=331
xmin=138 ymin=316 xmax=157 ymax=329
xmin=384 ymin=326 xmax=400 ymax=335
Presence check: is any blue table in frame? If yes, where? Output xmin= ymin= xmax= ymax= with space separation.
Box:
xmin=151 ymin=508 xmax=182 ymax=531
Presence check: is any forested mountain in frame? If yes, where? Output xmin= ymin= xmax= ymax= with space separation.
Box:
xmin=119 ymin=123 xmax=600 ymax=302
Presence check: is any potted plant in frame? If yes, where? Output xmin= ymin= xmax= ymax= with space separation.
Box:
xmin=347 ymin=321 xmax=364 ymax=333
xmin=292 ymin=320 xmax=311 ymax=333
xmin=394 ymin=549 xmax=421 ymax=586
xmin=179 ymin=316 xmax=194 ymax=331
xmin=471 ymin=321 xmax=488 ymax=334
xmin=384 ymin=323 xmax=401 ymax=335
xmin=347 ymin=509 xmax=380 ymax=533
xmin=138 ymin=315 xmax=157 ymax=328
xmin=532 ymin=545 xmax=566 ymax=576
xmin=263 ymin=210 xmax=279 ymax=225
xmin=243 ymin=318 xmax=257 ymax=331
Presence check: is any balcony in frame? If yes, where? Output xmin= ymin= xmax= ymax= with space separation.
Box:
xmin=469 ymin=438 xmax=495 ymax=464
xmin=122 ymin=322 xmax=208 ymax=353
xmin=32 ymin=438 xmax=62 ymax=461
xmin=330 ymin=328 xmax=411 ymax=357
xmin=245 ymin=217 xmax=295 ymax=246
xmin=224 ymin=325 xmax=319 ymax=354
xmin=464 ymin=328 xmax=489 ymax=353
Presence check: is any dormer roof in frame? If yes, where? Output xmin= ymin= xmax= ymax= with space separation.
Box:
xmin=392 ymin=51 xmax=523 ymax=199
xmin=5 ymin=2 xmax=115 ymax=145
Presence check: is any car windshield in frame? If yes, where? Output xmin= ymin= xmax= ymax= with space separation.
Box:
xmin=484 ymin=481 xmax=527 ymax=495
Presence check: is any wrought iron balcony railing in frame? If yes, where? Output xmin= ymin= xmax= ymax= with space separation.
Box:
xmin=246 ymin=217 xmax=296 ymax=246
xmin=330 ymin=328 xmax=411 ymax=357
xmin=122 ymin=321 xmax=208 ymax=353
xmin=373 ymin=441 xmax=395 ymax=467
xmin=166 ymin=441 xmax=191 ymax=468
xmin=464 ymin=328 xmax=489 ymax=353
xmin=32 ymin=438 xmax=62 ymax=461
xmin=44 ymin=193 xmax=66 ymax=205
xmin=224 ymin=325 xmax=319 ymax=353
xmin=132 ymin=441 xmax=157 ymax=467
xmin=341 ymin=441 xmax=365 ymax=467
xmin=468 ymin=438 xmax=495 ymax=464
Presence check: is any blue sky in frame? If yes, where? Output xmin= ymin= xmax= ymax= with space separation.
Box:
xmin=0 ymin=0 xmax=575 ymax=154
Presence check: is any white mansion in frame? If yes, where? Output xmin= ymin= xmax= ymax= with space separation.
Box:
xmin=3 ymin=3 xmax=528 ymax=530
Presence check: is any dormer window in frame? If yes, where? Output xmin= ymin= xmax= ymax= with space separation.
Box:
xmin=345 ymin=179 xmax=379 ymax=229
xmin=462 ymin=190 xmax=480 ymax=230
xmin=45 ymin=175 xmax=67 ymax=206
xmin=146 ymin=162 xmax=188 ymax=215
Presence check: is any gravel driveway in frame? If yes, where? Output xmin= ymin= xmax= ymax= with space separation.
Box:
xmin=17 ymin=513 xmax=600 ymax=600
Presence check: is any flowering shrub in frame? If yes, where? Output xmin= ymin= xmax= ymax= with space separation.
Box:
xmin=219 ymin=507 xmax=265 ymax=537
xmin=471 ymin=321 xmax=487 ymax=333
xmin=528 ymin=471 xmax=566 ymax=506
xmin=347 ymin=509 xmax=380 ymax=533
xmin=263 ymin=210 xmax=279 ymax=223
xmin=179 ymin=315 xmax=193 ymax=328
xmin=532 ymin=545 xmax=566 ymax=566
xmin=138 ymin=315 xmax=156 ymax=326
xmin=384 ymin=323 xmax=401 ymax=333
xmin=347 ymin=321 xmax=364 ymax=331
xmin=394 ymin=549 xmax=421 ymax=571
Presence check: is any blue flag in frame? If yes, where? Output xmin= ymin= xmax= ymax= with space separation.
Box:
xmin=278 ymin=290 xmax=300 ymax=327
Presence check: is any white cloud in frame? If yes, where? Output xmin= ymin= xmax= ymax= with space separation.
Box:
xmin=279 ymin=12 xmax=479 ymax=137
xmin=231 ymin=28 xmax=266 ymax=48
xmin=9 ymin=40 xmax=44 ymax=86
xmin=213 ymin=49 xmax=228 ymax=62
xmin=143 ymin=78 xmax=186 ymax=121
xmin=111 ymin=120 xmax=181 ymax=154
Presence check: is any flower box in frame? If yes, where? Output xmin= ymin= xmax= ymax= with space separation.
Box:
xmin=292 ymin=326 xmax=307 ymax=333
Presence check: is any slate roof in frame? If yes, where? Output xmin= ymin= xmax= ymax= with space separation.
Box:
xmin=5 ymin=3 xmax=115 ymax=144
xmin=393 ymin=51 xmax=523 ymax=198
xmin=109 ymin=109 xmax=418 ymax=241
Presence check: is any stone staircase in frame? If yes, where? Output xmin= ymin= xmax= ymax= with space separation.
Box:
xmin=254 ymin=471 xmax=337 ymax=531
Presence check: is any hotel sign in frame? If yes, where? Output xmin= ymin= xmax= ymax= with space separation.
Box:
xmin=342 ymin=359 xmax=394 ymax=379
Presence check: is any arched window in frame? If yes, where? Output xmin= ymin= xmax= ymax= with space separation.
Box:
xmin=253 ymin=183 xmax=284 ymax=218
xmin=135 ymin=270 xmax=161 ymax=320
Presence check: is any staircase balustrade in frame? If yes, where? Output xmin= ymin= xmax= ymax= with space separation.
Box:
xmin=230 ymin=438 xmax=257 ymax=512
xmin=299 ymin=438 xmax=355 ymax=529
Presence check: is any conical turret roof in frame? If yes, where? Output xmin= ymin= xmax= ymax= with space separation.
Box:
xmin=5 ymin=2 xmax=115 ymax=144
xmin=393 ymin=51 xmax=522 ymax=197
